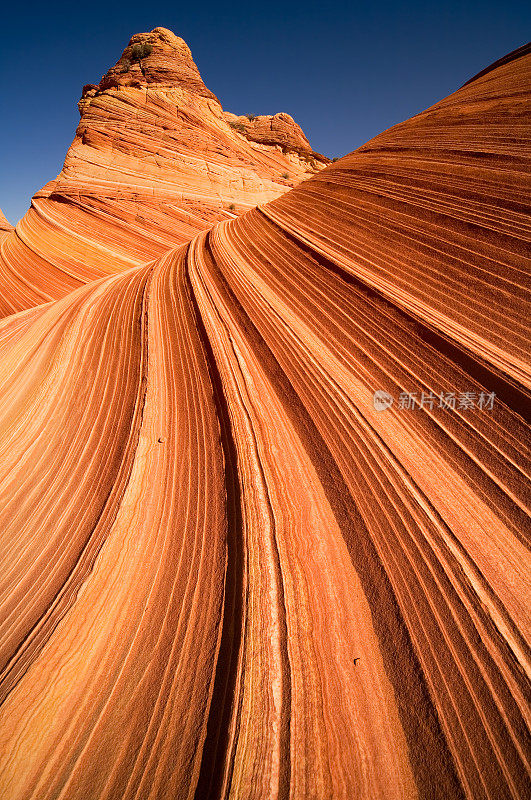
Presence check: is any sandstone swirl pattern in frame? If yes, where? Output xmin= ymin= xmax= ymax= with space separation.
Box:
xmin=0 ymin=36 xmax=529 ymax=800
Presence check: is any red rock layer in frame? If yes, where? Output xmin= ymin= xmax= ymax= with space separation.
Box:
xmin=0 ymin=43 xmax=529 ymax=800
xmin=0 ymin=27 xmax=327 ymax=317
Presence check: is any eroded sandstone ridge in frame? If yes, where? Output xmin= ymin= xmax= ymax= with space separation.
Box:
xmin=0 ymin=36 xmax=529 ymax=800
xmin=0 ymin=27 xmax=327 ymax=316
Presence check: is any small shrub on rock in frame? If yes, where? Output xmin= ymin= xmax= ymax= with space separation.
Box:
xmin=131 ymin=42 xmax=153 ymax=60
xmin=119 ymin=59 xmax=131 ymax=73
xmin=228 ymin=203 xmax=236 ymax=211
xmin=246 ymin=113 xmax=257 ymax=121
xmin=229 ymin=121 xmax=246 ymax=133
xmin=281 ymin=172 xmax=289 ymax=179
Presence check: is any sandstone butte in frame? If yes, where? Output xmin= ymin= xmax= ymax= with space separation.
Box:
xmin=0 ymin=29 xmax=529 ymax=800
xmin=0 ymin=27 xmax=328 ymax=316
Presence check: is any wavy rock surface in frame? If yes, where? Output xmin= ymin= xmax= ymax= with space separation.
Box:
xmin=0 ymin=41 xmax=529 ymax=800
xmin=0 ymin=27 xmax=327 ymax=317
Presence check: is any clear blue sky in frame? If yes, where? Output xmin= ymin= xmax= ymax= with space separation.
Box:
xmin=1 ymin=0 xmax=529 ymax=224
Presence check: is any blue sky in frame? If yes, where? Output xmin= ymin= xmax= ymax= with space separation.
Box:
xmin=1 ymin=0 xmax=529 ymax=224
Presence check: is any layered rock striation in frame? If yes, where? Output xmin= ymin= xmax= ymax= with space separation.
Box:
xmin=0 ymin=37 xmax=529 ymax=800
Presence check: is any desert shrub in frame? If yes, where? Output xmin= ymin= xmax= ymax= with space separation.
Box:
xmin=229 ymin=121 xmax=246 ymax=133
xmin=119 ymin=58 xmax=131 ymax=73
xmin=332 ymin=157 xmax=339 ymax=162
xmin=131 ymin=42 xmax=153 ymax=60
xmin=246 ymin=113 xmax=257 ymax=121
xmin=281 ymin=171 xmax=289 ymax=179
xmin=228 ymin=203 xmax=236 ymax=211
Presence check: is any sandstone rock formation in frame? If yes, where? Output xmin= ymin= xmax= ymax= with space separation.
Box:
xmin=0 ymin=210 xmax=13 ymax=234
xmin=0 ymin=37 xmax=529 ymax=800
xmin=0 ymin=27 xmax=328 ymax=317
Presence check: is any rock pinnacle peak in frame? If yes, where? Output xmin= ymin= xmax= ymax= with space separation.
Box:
xmin=84 ymin=26 xmax=218 ymax=101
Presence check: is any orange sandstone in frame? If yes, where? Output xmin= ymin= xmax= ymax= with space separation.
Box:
xmin=0 ymin=35 xmax=529 ymax=800
xmin=0 ymin=27 xmax=327 ymax=317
